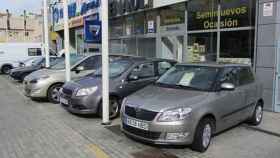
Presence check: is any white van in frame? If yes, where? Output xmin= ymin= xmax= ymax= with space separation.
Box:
xmin=0 ymin=43 xmax=43 ymax=74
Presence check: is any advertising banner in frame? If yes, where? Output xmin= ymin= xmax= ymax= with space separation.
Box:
xmin=84 ymin=15 xmax=101 ymax=43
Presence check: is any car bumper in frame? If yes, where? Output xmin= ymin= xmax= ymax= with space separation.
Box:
xmin=121 ymin=114 xmax=195 ymax=145
xmin=23 ymin=80 xmax=49 ymax=98
xmin=60 ymin=92 xmax=100 ymax=115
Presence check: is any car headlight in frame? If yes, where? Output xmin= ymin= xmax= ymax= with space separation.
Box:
xmin=30 ymin=75 xmax=50 ymax=84
xmin=76 ymin=86 xmax=98 ymax=97
xmin=158 ymin=107 xmax=192 ymax=122
xmin=120 ymin=97 xmax=127 ymax=113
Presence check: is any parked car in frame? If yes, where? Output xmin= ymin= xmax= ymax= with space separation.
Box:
xmin=10 ymin=56 xmax=62 ymax=82
xmin=121 ymin=63 xmax=263 ymax=152
xmin=0 ymin=43 xmax=43 ymax=74
xmin=60 ymin=57 xmax=176 ymax=118
xmin=23 ymin=54 xmax=130 ymax=103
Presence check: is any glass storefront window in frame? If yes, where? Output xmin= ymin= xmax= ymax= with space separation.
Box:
xmin=110 ymin=39 xmax=122 ymax=54
xmin=220 ymin=0 xmax=256 ymax=29
xmin=138 ymin=38 xmax=156 ymax=58
xmin=123 ymin=38 xmax=137 ymax=55
xmin=220 ymin=30 xmax=254 ymax=63
xmin=160 ymin=3 xmax=185 ymax=26
xmin=124 ymin=15 xmax=134 ymax=36
xmin=187 ymin=33 xmax=217 ymax=62
xmin=188 ymin=0 xmax=218 ymax=30
xmin=145 ymin=11 xmax=157 ymax=33
xmin=161 ymin=36 xmax=184 ymax=60
xmin=110 ymin=18 xmax=123 ymax=37
xmin=134 ymin=13 xmax=145 ymax=34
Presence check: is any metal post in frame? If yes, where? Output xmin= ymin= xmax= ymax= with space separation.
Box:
xmin=101 ymin=0 xmax=110 ymax=125
xmin=63 ymin=0 xmax=71 ymax=82
xmin=44 ymin=0 xmax=50 ymax=67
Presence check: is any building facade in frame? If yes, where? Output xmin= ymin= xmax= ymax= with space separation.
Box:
xmin=0 ymin=11 xmax=43 ymax=43
xmin=51 ymin=0 xmax=101 ymax=55
xmin=51 ymin=0 xmax=280 ymax=112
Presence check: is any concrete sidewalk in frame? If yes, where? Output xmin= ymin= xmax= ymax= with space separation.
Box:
xmin=245 ymin=111 xmax=280 ymax=137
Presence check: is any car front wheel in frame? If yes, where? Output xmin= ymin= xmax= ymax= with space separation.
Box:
xmin=47 ymin=83 xmax=63 ymax=103
xmin=248 ymin=102 xmax=263 ymax=126
xmin=98 ymin=97 xmax=120 ymax=119
xmin=191 ymin=118 xmax=214 ymax=152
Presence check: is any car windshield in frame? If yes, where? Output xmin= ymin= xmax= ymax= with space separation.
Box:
xmin=93 ymin=60 xmax=132 ymax=78
xmin=156 ymin=65 xmax=220 ymax=91
xmin=50 ymin=55 xmax=84 ymax=70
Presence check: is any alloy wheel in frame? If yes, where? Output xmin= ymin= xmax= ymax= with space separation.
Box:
xmin=51 ymin=87 xmax=61 ymax=102
xmin=256 ymin=105 xmax=263 ymax=123
xmin=109 ymin=98 xmax=119 ymax=118
xmin=202 ymin=124 xmax=212 ymax=148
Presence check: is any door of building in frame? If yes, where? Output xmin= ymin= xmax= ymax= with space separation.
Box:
xmin=160 ymin=35 xmax=184 ymax=62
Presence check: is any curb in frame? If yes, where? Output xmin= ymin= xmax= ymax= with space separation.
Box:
xmin=243 ymin=125 xmax=280 ymax=138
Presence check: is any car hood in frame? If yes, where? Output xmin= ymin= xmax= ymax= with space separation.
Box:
xmin=25 ymin=68 xmax=64 ymax=81
xmin=126 ymin=85 xmax=209 ymax=112
xmin=63 ymin=76 xmax=117 ymax=90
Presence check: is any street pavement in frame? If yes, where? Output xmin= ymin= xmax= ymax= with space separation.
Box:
xmin=0 ymin=75 xmax=280 ymax=158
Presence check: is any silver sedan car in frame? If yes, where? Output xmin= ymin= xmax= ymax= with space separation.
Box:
xmin=121 ymin=63 xmax=263 ymax=152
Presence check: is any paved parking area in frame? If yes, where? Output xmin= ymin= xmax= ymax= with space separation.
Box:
xmin=0 ymin=75 xmax=280 ymax=158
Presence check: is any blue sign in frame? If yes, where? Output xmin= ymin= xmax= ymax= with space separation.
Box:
xmin=84 ymin=15 xmax=101 ymax=43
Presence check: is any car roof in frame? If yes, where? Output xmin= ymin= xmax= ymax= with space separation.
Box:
xmin=85 ymin=53 xmax=177 ymax=63
xmin=177 ymin=62 xmax=252 ymax=68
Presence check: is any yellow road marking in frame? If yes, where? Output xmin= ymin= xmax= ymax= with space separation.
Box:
xmin=88 ymin=144 xmax=110 ymax=158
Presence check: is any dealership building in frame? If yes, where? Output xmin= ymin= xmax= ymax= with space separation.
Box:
xmin=51 ymin=0 xmax=280 ymax=112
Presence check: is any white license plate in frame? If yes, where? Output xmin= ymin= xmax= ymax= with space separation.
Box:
xmin=60 ymin=97 xmax=69 ymax=105
xmin=126 ymin=118 xmax=149 ymax=131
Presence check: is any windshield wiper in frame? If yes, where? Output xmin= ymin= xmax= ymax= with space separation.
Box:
xmin=175 ymin=84 xmax=203 ymax=91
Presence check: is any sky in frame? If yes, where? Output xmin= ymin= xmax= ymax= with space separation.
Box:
xmin=0 ymin=0 xmax=42 ymax=15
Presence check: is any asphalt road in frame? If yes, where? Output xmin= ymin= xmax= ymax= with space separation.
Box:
xmin=0 ymin=75 xmax=279 ymax=158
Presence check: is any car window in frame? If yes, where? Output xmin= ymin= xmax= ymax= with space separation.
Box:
xmin=219 ymin=67 xmax=239 ymax=86
xmin=238 ymin=67 xmax=255 ymax=86
xmin=157 ymin=65 xmax=219 ymax=91
xmin=78 ymin=56 xmax=101 ymax=70
xmin=28 ymin=48 xmax=42 ymax=56
xmin=130 ymin=62 xmax=155 ymax=79
xmin=158 ymin=61 xmax=173 ymax=76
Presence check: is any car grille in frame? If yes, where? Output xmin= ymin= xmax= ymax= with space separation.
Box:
xmin=123 ymin=124 xmax=161 ymax=140
xmin=62 ymin=87 xmax=73 ymax=96
xmin=125 ymin=106 xmax=158 ymax=121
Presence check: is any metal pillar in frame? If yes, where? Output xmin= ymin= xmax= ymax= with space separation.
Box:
xmin=63 ymin=0 xmax=71 ymax=82
xmin=101 ymin=0 xmax=110 ymax=125
xmin=44 ymin=0 xmax=50 ymax=67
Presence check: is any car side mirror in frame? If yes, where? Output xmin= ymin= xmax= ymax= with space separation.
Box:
xmin=221 ymin=83 xmax=235 ymax=91
xmin=74 ymin=66 xmax=85 ymax=73
xmin=41 ymin=63 xmax=46 ymax=68
xmin=128 ymin=74 xmax=139 ymax=81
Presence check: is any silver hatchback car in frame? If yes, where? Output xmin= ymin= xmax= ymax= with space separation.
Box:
xmin=121 ymin=63 xmax=263 ymax=152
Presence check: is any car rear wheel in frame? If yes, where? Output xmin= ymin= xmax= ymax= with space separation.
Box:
xmin=191 ymin=118 xmax=214 ymax=152
xmin=98 ymin=97 xmax=120 ymax=119
xmin=47 ymin=83 xmax=63 ymax=104
xmin=2 ymin=65 xmax=12 ymax=74
xmin=248 ymin=102 xmax=263 ymax=126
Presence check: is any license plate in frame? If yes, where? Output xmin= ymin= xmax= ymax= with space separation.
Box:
xmin=126 ymin=118 xmax=149 ymax=131
xmin=60 ymin=97 xmax=69 ymax=105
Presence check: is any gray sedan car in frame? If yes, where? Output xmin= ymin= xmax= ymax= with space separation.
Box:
xmin=60 ymin=57 xmax=176 ymax=118
xmin=121 ymin=63 xmax=263 ymax=152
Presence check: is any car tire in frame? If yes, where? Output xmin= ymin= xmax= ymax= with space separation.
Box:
xmin=1 ymin=65 xmax=12 ymax=74
xmin=248 ymin=101 xmax=263 ymax=126
xmin=98 ymin=97 xmax=121 ymax=119
xmin=191 ymin=118 xmax=214 ymax=153
xmin=47 ymin=83 xmax=63 ymax=104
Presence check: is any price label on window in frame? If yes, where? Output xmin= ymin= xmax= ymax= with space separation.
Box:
xmin=263 ymin=2 xmax=273 ymax=17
